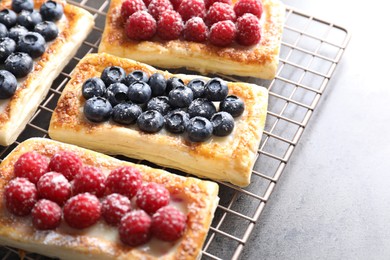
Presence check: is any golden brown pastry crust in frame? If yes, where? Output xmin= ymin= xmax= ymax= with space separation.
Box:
xmin=0 ymin=0 xmax=94 ymax=146
xmin=98 ymin=0 xmax=285 ymax=79
xmin=0 ymin=137 xmax=219 ymax=260
xmin=48 ymin=53 xmax=268 ymax=187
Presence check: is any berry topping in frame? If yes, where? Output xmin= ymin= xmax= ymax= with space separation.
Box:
xmin=31 ymin=199 xmax=62 ymax=230
xmin=177 ymin=0 xmax=206 ymax=22
xmin=186 ymin=78 xmax=206 ymax=98
xmin=5 ymin=177 xmax=38 ymax=216
xmin=0 ymin=70 xmax=17 ymax=99
xmin=112 ymin=102 xmax=142 ymax=125
xmin=205 ymin=2 xmax=236 ymax=26
xmin=209 ymin=20 xmax=236 ymax=47
xmin=186 ymin=116 xmax=213 ymax=142
xmin=0 ymin=38 xmax=16 ymax=63
xmin=233 ymin=0 xmax=263 ymax=18
xmin=204 ymin=77 xmax=229 ymax=101
xmin=165 ymin=110 xmax=190 ymax=134
xmin=0 ymin=23 xmax=8 ymax=38
xmin=211 ymin=111 xmax=234 ymax=136
xmin=63 ymin=193 xmax=101 ymax=229
xmin=220 ymin=95 xmax=245 ymax=117
xmin=37 ymin=171 xmax=71 ymax=206
xmin=236 ymin=13 xmax=261 ymax=46
xmin=5 ymin=52 xmax=33 ymax=78
xmin=121 ymin=0 xmax=147 ymax=22
xmin=14 ymin=151 xmax=48 ymax=184
xmin=17 ymin=10 xmax=42 ymax=30
xmin=146 ymin=96 xmax=171 ymax=115
xmin=204 ymin=0 xmax=232 ymax=9
xmin=82 ymin=77 xmax=106 ymax=99
xmin=101 ymin=193 xmax=132 ymax=226
xmin=17 ymin=32 xmax=46 ymax=59
xmin=187 ymin=98 xmax=217 ymax=119
xmin=168 ymin=86 xmax=194 ymax=108
xmin=125 ymin=11 xmax=156 ymax=41
xmin=166 ymin=77 xmax=184 ymax=94
xmin=156 ymin=10 xmax=183 ymax=41
xmin=83 ymin=97 xmax=113 ymax=123
xmin=40 ymin=0 xmax=64 ymax=22
xmin=183 ymin=17 xmax=208 ymax=43
xmin=101 ymin=66 xmax=126 ymax=86
xmin=106 ymin=166 xmax=142 ymax=199
xmin=137 ymin=110 xmax=165 ymax=133
xmin=148 ymin=72 xmax=167 ymax=96
xmin=105 ymin=82 xmax=129 ymax=106
xmin=119 ymin=210 xmax=152 ymax=247
xmin=0 ymin=9 xmax=17 ymax=28
xmin=128 ymin=81 xmax=152 ymax=104
xmin=48 ymin=151 xmax=83 ymax=181
xmin=7 ymin=25 xmax=28 ymax=42
xmin=12 ymin=0 xmax=34 ymax=13
xmin=148 ymin=0 xmax=173 ymax=21
xmin=136 ymin=182 xmax=170 ymax=214
xmin=73 ymin=166 xmax=106 ymax=197
xmin=151 ymin=206 xmax=186 ymax=241
xmin=124 ymin=70 xmax=149 ymax=85
xmin=34 ymin=21 xmax=58 ymax=41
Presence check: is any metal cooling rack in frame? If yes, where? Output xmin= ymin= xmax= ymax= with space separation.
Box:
xmin=0 ymin=1 xmax=350 ymax=259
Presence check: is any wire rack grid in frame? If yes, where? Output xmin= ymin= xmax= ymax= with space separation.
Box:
xmin=0 ymin=1 xmax=350 ymax=259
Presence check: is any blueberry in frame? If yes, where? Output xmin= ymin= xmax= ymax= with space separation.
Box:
xmin=146 ymin=96 xmax=171 ymax=115
xmin=105 ymin=82 xmax=129 ymax=106
xmin=12 ymin=0 xmax=34 ymax=13
xmin=82 ymin=77 xmax=106 ymax=99
xmin=187 ymin=78 xmax=206 ymax=99
xmin=210 ymin=111 xmax=234 ymax=136
xmin=40 ymin=1 xmax=64 ymax=22
xmin=169 ymin=86 xmax=193 ymax=108
xmin=112 ymin=102 xmax=142 ymax=125
xmin=137 ymin=110 xmax=164 ymax=133
xmin=166 ymin=77 xmax=184 ymax=94
xmin=5 ymin=52 xmax=33 ymax=78
xmin=204 ymin=77 xmax=228 ymax=101
xmin=17 ymin=10 xmax=42 ymax=30
xmin=0 ymin=9 xmax=17 ymax=28
xmin=220 ymin=95 xmax=245 ymax=117
xmin=0 ymin=37 xmax=16 ymax=63
xmin=128 ymin=81 xmax=152 ymax=104
xmin=83 ymin=97 xmax=112 ymax=123
xmin=0 ymin=70 xmax=17 ymax=99
xmin=186 ymin=116 xmax=213 ymax=142
xmin=148 ymin=72 xmax=166 ymax=96
xmin=124 ymin=70 xmax=149 ymax=86
xmin=17 ymin=32 xmax=46 ymax=58
xmin=0 ymin=24 xmax=8 ymax=38
xmin=165 ymin=110 xmax=190 ymax=134
xmin=34 ymin=21 xmax=58 ymax=41
xmin=8 ymin=25 xmax=28 ymax=42
xmin=187 ymin=98 xmax=216 ymax=119
xmin=101 ymin=66 xmax=126 ymax=86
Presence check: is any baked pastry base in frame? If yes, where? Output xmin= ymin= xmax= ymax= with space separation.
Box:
xmin=0 ymin=137 xmax=219 ymax=259
xmin=98 ymin=0 xmax=285 ymax=79
xmin=48 ymin=53 xmax=268 ymax=187
xmin=0 ymin=0 xmax=94 ymax=146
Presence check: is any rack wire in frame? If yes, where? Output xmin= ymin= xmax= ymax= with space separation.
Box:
xmin=0 ymin=1 xmax=350 ymax=259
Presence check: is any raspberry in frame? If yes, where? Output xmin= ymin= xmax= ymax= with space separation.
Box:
xmin=151 ymin=205 xmax=187 ymax=241
xmin=106 ymin=166 xmax=142 ymax=199
xmin=14 ymin=152 xmax=49 ymax=184
xmin=101 ymin=193 xmax=132 ymax=226
xmin=157 ymin=10 xmax=183 ymax=40
xmin=72 ymin=166 xmax=106 ymax=197
xmin=177 ymin=0 xmax=206 ymax=22
xmin=63 ymin=193 xmax=101 ymax=229
xmin=233 ymin=0 xmax=263 ymax=18
xmin=148 ymin=0 xmax=173 ymax=21
xmin=37 ymin=171 xmax=71 ymax=206
xmin=204 ymin=0 xmax=232 ymax=9
xmin=209 ymin=20 xmax=236 ymax=47
xmin=183 ymin=17 xmax=208 ymax=42
xmin=121 ymin=0 xmax=146 ymax=22
xmin=205 ymin=2 xmax=236 ymax=26
xmin=236 ymin=13 xmax=261 ymax=46
xmin=5 ymin=177 xmax=38 ymax=216
xmin=31 ymin=199 xmax=62 ymax=230
xmin=119 ymin=210 xmax=152 ymax=246
xmin=125 ymin=11 xmax=157 ymax=41
xmin=170 ymin=0 xmax=182 ymax=10
xmin=48 ymin=151 xmax=82 ymax=181
xmin=142 ymin=0 xmax=153 ymax=7
xmin=135 ymin=182 xmax=170 ymax=214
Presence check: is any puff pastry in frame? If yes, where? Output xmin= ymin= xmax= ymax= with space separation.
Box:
xmin=0 ymin=0 xmax=94 ymax=146
xmin=98 ymin=0 xmax=285 ymax=79
xmin=48 ymin=53 xmax=268 ymax=187
xmin=0 ymin=137 xmax=219 ymax=259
